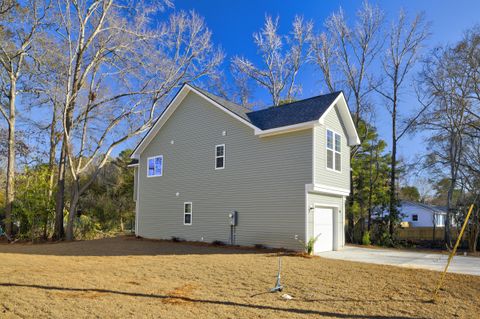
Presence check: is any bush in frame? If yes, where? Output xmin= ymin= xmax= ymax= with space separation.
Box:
xmin=74 ymin=215 xmax=102 ymax=240
xmin=298 ymin=235 xmax=320 ymax=255
xmin=376 ymin=231 xmax=395 ymax=247
xmin=254 ymin=244 xmax=267 ymax=249
xmin=171 ymin=236 xmax=185 ymax=242
xmin=212 ymin=240 xmax=226 ymax=246
xmin=362 ymin=231 xmax=371 ymax=246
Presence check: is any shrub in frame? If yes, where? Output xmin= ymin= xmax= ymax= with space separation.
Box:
xmin=171 ymin=236 xmax=185 ymax=242
xmin=362 ymin=231 xmax=371 ymax=246
xmin=298 ymin=235 xmax=320 ymax=255
xmin=376 ymin=231 xmax=395 ymax=247
xmin=254 ymin=244 xmax=267 ymax=249
xmin=74 ymin=215 xmax=102 ymax=240
xmin=212 ymin=240 xmax=226 ymax=246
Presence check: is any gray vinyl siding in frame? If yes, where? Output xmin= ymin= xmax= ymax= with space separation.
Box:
xmin=133 ymin=167 xmax=138 ymax=201
xmin=306 ymin=193 xmax=345 ymax=250
xmin=314 ymin=104 xmax=351 ymax=189
xmin=137 ymin=92 xmax=312 ymax=250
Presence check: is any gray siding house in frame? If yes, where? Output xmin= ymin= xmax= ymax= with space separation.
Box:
xmin=130 ymin=84 xmax=360 ymax=253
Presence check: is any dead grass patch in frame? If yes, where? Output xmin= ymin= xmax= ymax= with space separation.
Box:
xmin=0 ymin=236 xmax=478 ymax=319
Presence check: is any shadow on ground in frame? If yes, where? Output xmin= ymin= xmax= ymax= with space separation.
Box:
xmin=0 ymin=282 xmax=423 ymax=319
xmin=0 ymin=236 xmax=281 ymax=257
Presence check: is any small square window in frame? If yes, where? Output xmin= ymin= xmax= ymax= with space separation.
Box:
xmin=412 ymin=214 xmax=418 ymax=221
xmin=147 ymin=155 xmax=163 ymax=177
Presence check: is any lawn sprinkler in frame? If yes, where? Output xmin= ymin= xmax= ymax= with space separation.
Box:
xmin=270 ymin=256 xmax=284 ymax=292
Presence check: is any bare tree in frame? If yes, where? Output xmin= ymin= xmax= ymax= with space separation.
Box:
xmin=312 ymin=1 xmax=384 ymax=125
xmin=0 ymin=0 xmax=48 ymax=236
xmin=310 ymin=1 xmax=384 ymax=241
xmin=374 ymin=10 xmax=429 ymax=237
xmin=231 ymin=15 xmax=312 ymax=106
xmin=418 ymin=47 xmax=472 ymax=247
xmin=52 ymin=1 xmax=222 ymax=240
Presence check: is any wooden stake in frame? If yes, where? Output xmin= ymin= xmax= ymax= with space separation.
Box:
xmin=432 ymin=203 xmax=475 ymax=301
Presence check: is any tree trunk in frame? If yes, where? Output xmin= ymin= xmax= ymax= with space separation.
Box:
xmin=4 ymin=80 xmax=16 ymax=237
xmin=44 ymin=106 xmax=58 ymax=239
xmin=389 ymin=88 xmax=398 ymax=238
xmin=468 ymin=208 xmax=479 ymax=253
xmin=53 ymin=142 xmax=66 ymax=240
xmin=65 ymin=182 xmax=79 ymax=241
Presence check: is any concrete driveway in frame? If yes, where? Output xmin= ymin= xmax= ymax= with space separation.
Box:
xmin=318 ymin=246 xmax=480 ymax=276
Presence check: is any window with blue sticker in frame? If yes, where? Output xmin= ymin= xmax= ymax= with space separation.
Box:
xmin=147 ymin=155 xmax=163 ymax=177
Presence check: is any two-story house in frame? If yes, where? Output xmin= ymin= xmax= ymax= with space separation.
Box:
xmin=129 ymin=84 xmax=360 ymax=253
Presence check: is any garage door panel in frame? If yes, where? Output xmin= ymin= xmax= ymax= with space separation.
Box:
xmin=314 ymin=207 xmax=333 ymax=253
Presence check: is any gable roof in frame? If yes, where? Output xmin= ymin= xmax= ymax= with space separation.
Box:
xmin=131 ymin=83 xmax=360 ymax=159
xmin=192 ymin=86 xmax=252 ymax=123
xmin=247 ymin=92 xmax=341 ymax=130
xmin=401 ymin=201 xmax=447 ymax=215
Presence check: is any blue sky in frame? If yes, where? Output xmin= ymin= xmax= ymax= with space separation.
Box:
xmin=161 ymin=0 xmax=479 ymax=182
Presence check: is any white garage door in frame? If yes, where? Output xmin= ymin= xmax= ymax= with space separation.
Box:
xmin=314 ymin=207 xmax=334 ymax=253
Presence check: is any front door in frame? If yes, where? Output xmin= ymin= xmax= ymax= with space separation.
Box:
xmin=314 ymin=207 xmax=334 ymax=253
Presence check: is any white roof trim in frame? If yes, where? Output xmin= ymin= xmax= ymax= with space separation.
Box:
xmin=131 ymin=84 xmax=257 ymax=159
xmin=318 ymin=92 xmax=360 ymax=146
xmin=131 ymin=87 xmax=360 ymax=159
xmin=127 ymin=163 xmax=139 ymax=168
xmin=255 ymin=120 xmax=318 ymax=138
xmin=306 ymin=183 xmax=350 ymax=196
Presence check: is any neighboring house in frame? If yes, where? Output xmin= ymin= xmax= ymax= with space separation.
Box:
xmin=375 ymin=201 xmax=448 ymax=228
xmin=399 ymin=201 xmax=447 ymax=227
xmin=129 ymin=84 xmax=360 ymax=253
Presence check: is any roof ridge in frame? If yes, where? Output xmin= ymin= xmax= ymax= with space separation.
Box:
xmin=188 ymin=84 xmax=251 ymax=112
xmin=248 ymin=91 xmax=343 ymax=114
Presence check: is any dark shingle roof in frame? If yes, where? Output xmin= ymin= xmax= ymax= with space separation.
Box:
xmin=246 ymin=92 xmax=342 ymax=130
xmin=193 ymin=85 xmax=342 ymax=130
xmin=128 ymin=159 xmax=139 ymax=166
xmin=193 ymin=86 xmax=252 ymax=122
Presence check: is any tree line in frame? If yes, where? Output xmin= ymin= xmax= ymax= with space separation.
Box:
xmin=0 ymin=1 xmax=478 ymax=249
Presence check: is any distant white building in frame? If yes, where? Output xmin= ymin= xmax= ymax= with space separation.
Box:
xmin=398 ymin=201 xmax=447 ymax=227
xmin=376 ymin=201 xmax=448 ymax=228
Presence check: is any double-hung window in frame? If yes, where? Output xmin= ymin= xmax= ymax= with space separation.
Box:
xmin=326 ymin=129 xmax=341 ymax=172
xmin=147 ymin=155 xmax=163 ymax=177
xmin=184 ymin=202 xmax=192 ymax=225
xmin=215 ymin=144 xmax=225 ymax=169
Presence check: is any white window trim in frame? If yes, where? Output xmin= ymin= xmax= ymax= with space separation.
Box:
xmin=215 ymin=144 xmax=225 ymax=170
xmin=326 ymin=128 xmax=342 ymax=173
xmin=184 ymin=202 xmax=192 ymax=225
xmin=147 ymin=155 xmax=163 ymax=177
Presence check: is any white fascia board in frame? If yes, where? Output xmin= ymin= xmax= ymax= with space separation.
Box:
xmin=127 ymin=163 xmax=139 ymax=168
xmin=131 ymin=86 xmax=190 ymax=159
xmin=255 ymin=120 xmax=318 ymax=138
xmin=318 ymin=92 xmax=361 ymax=146
xmin=306 ymin=183 xmax=350 ymax=196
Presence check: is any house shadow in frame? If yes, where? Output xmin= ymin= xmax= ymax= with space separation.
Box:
xmin=0 ymin=236 xmax=286 ymax=257
xmin=0 ymin=282 xmax=422 ymax=319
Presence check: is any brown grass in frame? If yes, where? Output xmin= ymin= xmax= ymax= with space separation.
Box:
xmin=0 ymin=236 xmax=479 ymax=318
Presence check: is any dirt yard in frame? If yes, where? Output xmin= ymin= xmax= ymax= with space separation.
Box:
xmin=0 ymin=236 xmax=479 ymax=318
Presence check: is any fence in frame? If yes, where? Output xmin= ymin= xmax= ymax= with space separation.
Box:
xmin=396 ymin=227 xmax=462 ymax=241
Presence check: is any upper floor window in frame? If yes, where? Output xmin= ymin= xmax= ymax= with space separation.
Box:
xmin=412 ymin=214 xmax=418 ymax=222
xmin=326 ymin=129 xmax=341 ymax=172
xmin=147 ymin=155 xmax=163 ymax=177
xmin=215 ymin=144 xmax=225 ymax=169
